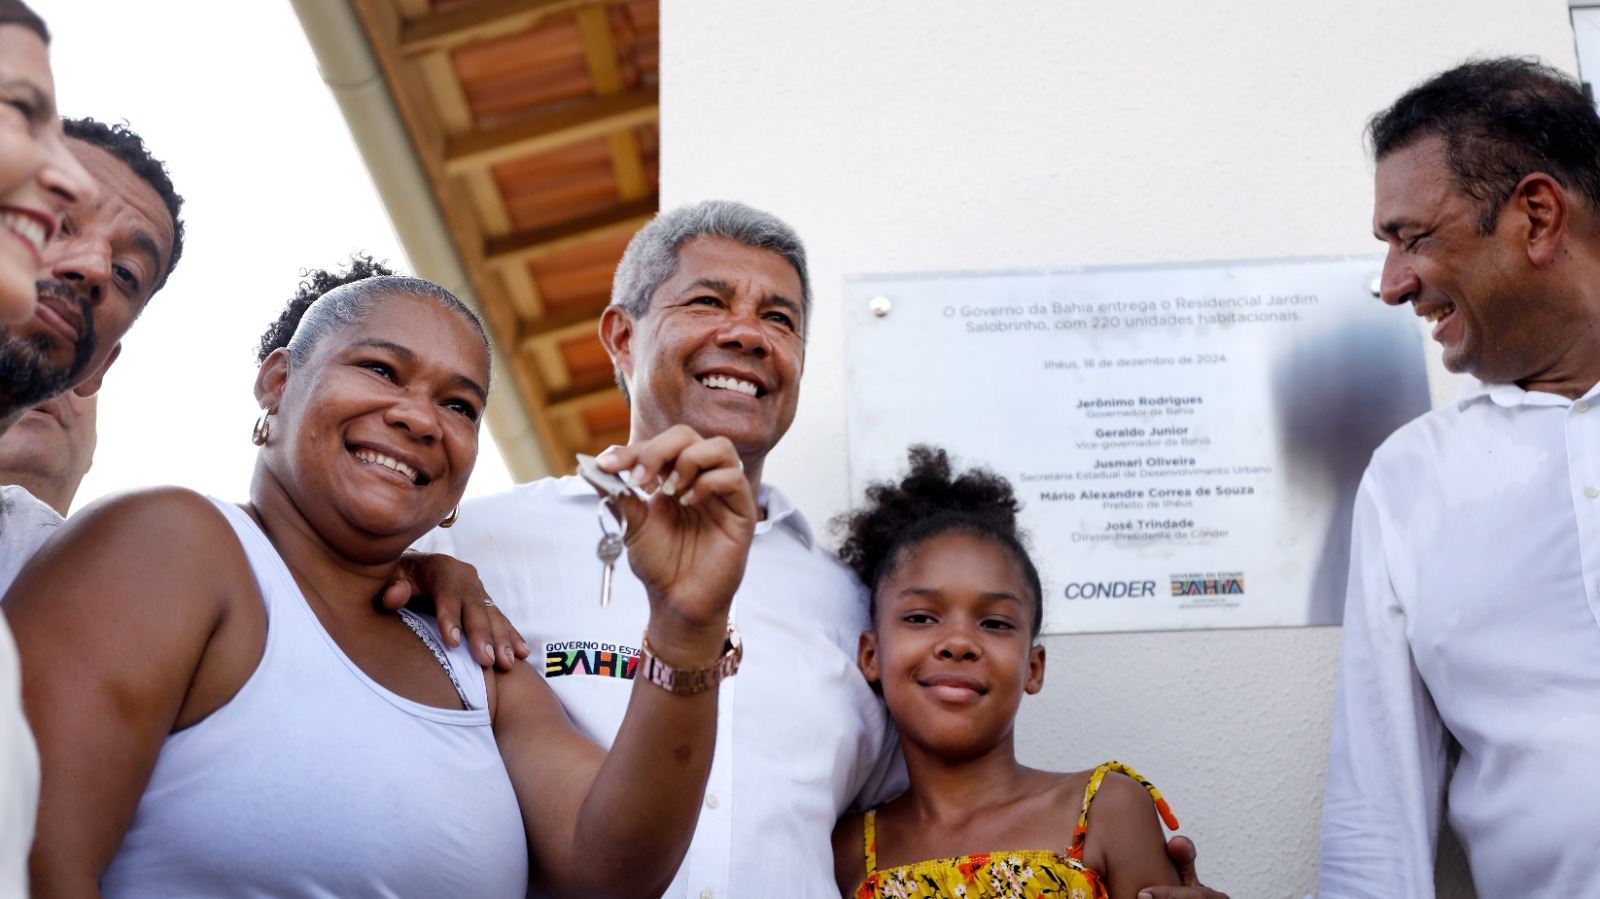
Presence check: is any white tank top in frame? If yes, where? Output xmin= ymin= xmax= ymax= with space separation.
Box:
xmin=101 ymin=499 xmax=528 ymax=898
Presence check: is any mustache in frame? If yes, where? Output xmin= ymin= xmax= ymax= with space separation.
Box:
xmin=36 ymin=278 xmax=88 ymax=317
xmin=33 ymin=279 xmax=98 ymax=370
xmin=0 ymin=281 xmax=102 ymax=419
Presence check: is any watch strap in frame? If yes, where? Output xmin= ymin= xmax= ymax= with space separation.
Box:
xmin=638 ymin=623 xmax=742 ymax=695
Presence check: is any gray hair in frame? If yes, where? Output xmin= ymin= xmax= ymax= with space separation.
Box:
xmin=261 ymin=268 xmax=491 ymax=393
xmin=610 ymin=200 xmax=811 ymax=336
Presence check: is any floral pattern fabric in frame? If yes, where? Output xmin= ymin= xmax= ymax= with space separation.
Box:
xmin=851 ymin=761 xmax=1177 ymax=899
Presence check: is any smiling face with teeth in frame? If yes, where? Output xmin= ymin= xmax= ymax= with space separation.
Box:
xmin=601 ymin=236 xmax=805 ymax=480
xmin=1374 ymin=136 xmax=1590 ymax=389
xmin=0 ymin=139 xmax=174 ymax=425
xmin=0 ymin=25 xmax=95 ymax=326
xmin=253 ymin=291 xmax=489 ymax=555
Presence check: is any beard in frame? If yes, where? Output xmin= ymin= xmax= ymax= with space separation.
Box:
xmin=0 ymin=282 xmax=98 ymax=420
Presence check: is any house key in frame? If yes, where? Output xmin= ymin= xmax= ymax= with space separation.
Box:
xmin=596 ymin=495 xmax=627 ymax=608
xmin=577 ymin=454 xmax=636 ymax=608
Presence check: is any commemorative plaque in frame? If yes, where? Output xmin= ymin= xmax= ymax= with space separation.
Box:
xmin=844 ymin=257 xmax=1431 ymax=632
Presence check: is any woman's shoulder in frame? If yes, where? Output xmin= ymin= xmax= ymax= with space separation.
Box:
xmin=19 ymin=486 xmax=247 ymax=597
xmin=79 ymin=484 xmax=223 ymax=517
xmin=61 ymin=487 xmax=242 ymax=550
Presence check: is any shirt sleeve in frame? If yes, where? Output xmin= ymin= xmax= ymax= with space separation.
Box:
xmin=850 ymin=721 xmax=908 ymax=811
xmin=1318 ymin=471 xmax=1451 ymax=898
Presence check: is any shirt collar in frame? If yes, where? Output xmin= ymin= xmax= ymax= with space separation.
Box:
xmin=756 ymin=482 xmax=815 ymax=547
xmin=559 ymin=475 xmax=815 ymax=549
xmin=1456 ymin=376 xmax=1600 ymax=409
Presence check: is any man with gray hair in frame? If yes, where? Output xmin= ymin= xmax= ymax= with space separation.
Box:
xmin=421 ymin=200 xmax=1224 ymax=897
xmin=419 ymin=200 xmax=877 ymax=898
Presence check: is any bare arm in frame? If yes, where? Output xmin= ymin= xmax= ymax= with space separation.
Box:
xmin=3 ymin=489 xmax=247 ymax=898
xmin=492 ymin=426 xmax=757 ymax=897
xmin=1084 ymin=772 xmax=1181 ymax=899
xmin=495 ymin=658 xmax=718 ymax=896
xmin=1140 ymin=837 xmax=1230 ymax=899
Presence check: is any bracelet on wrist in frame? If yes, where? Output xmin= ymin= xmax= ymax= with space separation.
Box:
xmin=638 ymin=623 xmax=742 ymax=695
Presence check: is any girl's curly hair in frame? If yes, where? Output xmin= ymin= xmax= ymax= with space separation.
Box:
xmin=836 ymin=445 xmax=1043 ymax=636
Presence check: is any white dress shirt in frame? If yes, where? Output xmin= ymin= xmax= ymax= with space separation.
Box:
xmin=418 ymin=476 xmax=902 ymax=899
xmin=0 ymin=485 xmax=63 ymax=897
xmin=1320 ymin=378 xmax=1600 ymax=897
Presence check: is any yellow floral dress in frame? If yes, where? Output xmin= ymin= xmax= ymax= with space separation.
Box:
xmin=851 ymin=762 xmax=1178 ymax=899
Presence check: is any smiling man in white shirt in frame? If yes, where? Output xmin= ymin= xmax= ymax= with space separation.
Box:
xmin=421 ymin=202 xmax=895 ymax=899
xmin=421 ymin=200 xmax=1228 ymax=899
xmin=1320 ymin=58 xmax=1600 ymax=897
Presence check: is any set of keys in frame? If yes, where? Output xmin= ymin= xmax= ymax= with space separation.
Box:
xmin=576 ymin=453 xmax=641 ymax=608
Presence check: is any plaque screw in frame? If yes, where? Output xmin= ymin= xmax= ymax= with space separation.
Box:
xmin=869 ymin=296 xmax=893 ymax=317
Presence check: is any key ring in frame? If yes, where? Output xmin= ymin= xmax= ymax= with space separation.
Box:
xmin=598 ymin=494 xmax=628 ymax=540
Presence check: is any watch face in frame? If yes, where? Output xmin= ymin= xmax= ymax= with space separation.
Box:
xmin=640 ymin=624 xmax=742 ymax=695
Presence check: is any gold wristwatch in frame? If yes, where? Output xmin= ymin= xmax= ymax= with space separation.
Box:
xmin=638 ymin=624 xmax=742 ymax=695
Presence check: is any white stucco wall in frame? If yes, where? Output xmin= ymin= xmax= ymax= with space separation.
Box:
xmin=663 ymin=2 xmax=1577 ymax=894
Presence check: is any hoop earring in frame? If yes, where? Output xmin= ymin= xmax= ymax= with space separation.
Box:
xmin=251 ymin=412 xmax=272 ymax=446
xmin=440 ymin=506 xmax=460 ymax=528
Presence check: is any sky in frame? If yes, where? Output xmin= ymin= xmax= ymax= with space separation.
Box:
xmin=36 ymin=0 xmax=515 ymax=511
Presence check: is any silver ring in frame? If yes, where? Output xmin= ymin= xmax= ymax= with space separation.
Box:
xmin=484 ymin=598 xmax=496 ymax=608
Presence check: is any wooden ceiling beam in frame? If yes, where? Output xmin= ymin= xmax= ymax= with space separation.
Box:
xmin=485 ymin=195 xmax=657 ymax=267
xmin=400 ymin=0 xmax=599 ymax=57
xmin=576 ymin=6 xmax=652 ymax=201
xmin=544 ymin=382 xmax=624 ymax=415
xmin=516 ymin=306 xmax=608 ymax=344
xmin=395 ymin=0 xmax=432 ymax=20
xmin=444 ymin=85 xmax=659 ymax=173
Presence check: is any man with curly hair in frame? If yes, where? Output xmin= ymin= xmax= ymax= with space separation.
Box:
xmin=0 ymin=116 xmax=183 ymax=587
xmin=420 ymin=201 xmax=1226 ymax=899
xmin=0 ymin=114 xmax=181 ymax=898
xmin=1321 ymin=58 xmax=1600 ymax=896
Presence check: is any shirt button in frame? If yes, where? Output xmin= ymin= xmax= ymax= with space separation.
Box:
xmin=704 ymin=793 xmax=719 ymax=809
xmin=1588 ymin=487 xmax=1599 ymax=499
xmin=1579 ymin=401 xmax=1592 ymax=413
xmin=700 ymin=891 xmax=714 ymax=899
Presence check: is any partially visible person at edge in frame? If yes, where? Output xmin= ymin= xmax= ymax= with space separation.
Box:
xmin=0 ymin=0 xmax=95 ymax=326
xmin=0 ymin=390 xmax=96 ymax=515
xmin=417 ymin=199 xmax=1228 ymax=899
xmin=1321 ymin=57 xmax=1600 ymax=896
xmin=0 ymin=116 xmax=184 ymax=591
xmin=7 ymin=259 xmax=760 ymax=897
xmin=0 ymin=119 xmax=504 ymax=897
xmin=832 ymin=445 xmax=1182 ymax=899
xmin=0 ymin=111 xmax=180 ymax=899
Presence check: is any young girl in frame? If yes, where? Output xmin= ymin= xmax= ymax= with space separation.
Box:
xmin=832 ymin=446 xmax=1182 ymax=899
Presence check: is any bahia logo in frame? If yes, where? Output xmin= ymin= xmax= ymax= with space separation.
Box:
xmin=1170 ymin=576 xmax=1245 ymax=596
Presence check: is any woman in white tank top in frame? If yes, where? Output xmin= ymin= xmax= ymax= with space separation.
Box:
xmin=6 ymin=260 xmax=758 ymax=897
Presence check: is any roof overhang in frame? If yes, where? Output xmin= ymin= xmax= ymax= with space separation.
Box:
xmin=289 ymin=0 xmax=660 ymax=479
